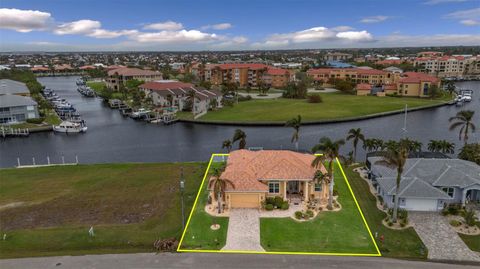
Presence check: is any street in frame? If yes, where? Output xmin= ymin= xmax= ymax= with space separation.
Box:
xmin=1 ymin=252 xmax=479 ymax=269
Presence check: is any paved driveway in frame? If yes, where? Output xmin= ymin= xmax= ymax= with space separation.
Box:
xmin=409 ymin=212 xmax=480 ymax=262
xmin=222 ymin=209 xmax=265 ymax=252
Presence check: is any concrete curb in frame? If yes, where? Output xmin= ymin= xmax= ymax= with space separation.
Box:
xmin=179 ymin=101 xmax=453 ymax=127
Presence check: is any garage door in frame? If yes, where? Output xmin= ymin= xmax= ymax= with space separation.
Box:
xmin=230 ymin=193 xmax=259 ymax=208
xmin=405 ymin=198 xmax=438 ymax=211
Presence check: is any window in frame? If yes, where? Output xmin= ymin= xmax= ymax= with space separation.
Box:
xmin=442 ymin=187 xmax=454 ymax=198
xmin=268 ymin=181 xmax=280 ymax=194
xmin=314 ymin=183 xmax=322 ymax=192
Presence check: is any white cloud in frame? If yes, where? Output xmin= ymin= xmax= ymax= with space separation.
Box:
xmin=332 ymin=26 xmax=354 ymax=31
xmin=202 ymin=23 xmax=233 ymax=30
xmin=445 ymin=8 xmax=480 ymax=19
xmin=0 ymin=8 xmax=52 ymax=32
xmin=133 ymin=29 xmax=218 ymax=43
xmin=376 ymin=33 xmax=480 ymax=47
xmin=460 ymin=19 xmax=480 ymax=26
xmin=336 ymin=30 xmax=373 ymax=41
xmin=143 ymin=21 xmax=183 ymax=31
xmin=360 ymin=15 xmax=389 ymax=23
xmin=88 ymin=29 xmax=138 ymax=39
xmin=54 ymin=20 xmax=101 ymax=35
xmin=424 ymin=0 xmax=468 ymax=5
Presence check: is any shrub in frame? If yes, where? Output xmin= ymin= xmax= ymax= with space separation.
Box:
xmin=398 ymin=209 xmax=408 ymax=220
xmin=265 ymin=197 xmax=275 ymax=205
xmin=447 ymin=204 xmax=462 ymax=215
xmin=265 ymin=204 xmax=274 ymax=211
xmin=326 ymin=204 xmax=333 ymax=210
xmin=332 ymin=189 xmax=339 ymax=196
xmin=333 ymin=201 xmax=339 ymax=208
xmin=295 ymin=211 xmax=303 ymax=219
xmin=280 ymin=201 xmax=289 ymax=210
xmin=222 ymin=99 xmax=234 ymax=107
xmin=306 ymin=210 xmax=314 ymax=218
xmin=26 ymin=118 xmax=44 ymax=124
xmin=387 ymin=221 xmax=393 ymax=227
xmin=377 ymin=195 xmax=384 ymax=205
xmin=400 ymin=222 xmax=406 ymax=228
xmin=464 ymin=209 xmax=477 ymax=227
xmin=274 ymin=196 xmax=284 ymax=208
xmin=238 ymin=95 xmax=252 ymax=102
xmin=318 ymin=206 xmax=323 ymax=211
xmin=307 ymin=94 xmax=322 ymax=103
xmin=450 ymin=220 xmax=461 ymax=227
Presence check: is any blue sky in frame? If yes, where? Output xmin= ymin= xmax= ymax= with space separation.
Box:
xmin=1 ymin=0 xmax=479 ymax=51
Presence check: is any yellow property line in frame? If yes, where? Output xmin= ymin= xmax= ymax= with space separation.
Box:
xmin=177 ymin=153 xmax=381 ymax=257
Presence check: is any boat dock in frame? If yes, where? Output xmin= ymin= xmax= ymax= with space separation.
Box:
xmin=1 ymin=126 xmax=30 ymax=138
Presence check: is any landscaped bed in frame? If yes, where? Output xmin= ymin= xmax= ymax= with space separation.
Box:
xmin=196 ymin=93 xmax=451 ymax=123
xmin=260 ymin=162 xmax=378 ymax=254
xmin=0 ymin=162 xmax=206 ymax=258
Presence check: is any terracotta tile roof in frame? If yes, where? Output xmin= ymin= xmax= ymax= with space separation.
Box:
xmin=399 ymin=72 xmax=439 ymax=84
xmin=356 ymin=83 xmax=371 ymax=90
xmin=307 ymin=68 xmax=386 ymax=76
xmin=266 ymin=67 xmax=289 ymax=75
xmin=221 ymin=150 xmax=327 ymax=192
xmin=218 ymin=63 xmax=269 ymax=70
xmin=107 ymin=67 xmax=161 ymax=77
xmin=30 ymin=66 xmax=49 ymax=71
xmin=140 ymin=81 xmax=220 ymax=100
xmin=384 ymin=84 xmax=397 ymax=90
xmin=79 ymin=65 xmax=96 ymax=70
xmin=140 ymin=81 xmax=193 ymax=91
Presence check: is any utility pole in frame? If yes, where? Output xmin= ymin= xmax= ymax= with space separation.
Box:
xmin=180 ymin=167 xmax=185 ymax=230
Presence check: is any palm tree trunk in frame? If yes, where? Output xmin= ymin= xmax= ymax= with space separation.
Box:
xmin=392 ymin=173 xmax=401 ymax=223
xmin=328 ymin=173 xmax=334 ymax=208
xmin=353 ymin=146 xmax=357 ymax=163
xmin=217 ymin=192 xmax=222 ymax=214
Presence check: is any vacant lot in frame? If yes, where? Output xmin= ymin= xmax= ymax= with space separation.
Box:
xmin=0 ymin=163 xmax=206 ymax=258
xmin=199 ymin=93 xmax=450 ymax=123
xmin=260 ymin=162 xmax=378 ymax=254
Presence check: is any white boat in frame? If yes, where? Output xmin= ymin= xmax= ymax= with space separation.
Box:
xmin=131 ymin=108 xmax=151 ymax=118
xmin=53 ymin=121 xmax=87 ymax=133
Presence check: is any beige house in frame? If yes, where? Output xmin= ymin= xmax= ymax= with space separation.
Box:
xmin=106 ymin=67 xmax=162 ymax=91
xmin=212 ymin=150 xmax=328 ymax=209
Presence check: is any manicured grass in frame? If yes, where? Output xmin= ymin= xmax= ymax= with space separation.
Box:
xmin=199 ymin=93 xmax=450 ymax=123
xmin=0 ymin=162 xmax=206 ymax=258
xmin=260 ymin=162 xmax=377 ymax=254
xmin=345 ymin=165 xmax=427 ymax=259
xmin=179 ymin=161 xmax=229 ymax=250
xmin=87 ymin=81 xmax=123 ymax=100
xmin=459 ymin=231 xmax=480 ymax=252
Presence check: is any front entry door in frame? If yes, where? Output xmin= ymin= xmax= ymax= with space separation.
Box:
xmin=288 ymin=181 xmax=299 ymax=194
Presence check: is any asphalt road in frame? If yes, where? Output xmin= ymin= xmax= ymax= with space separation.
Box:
xmin=1 ymin=253 xmax=479 ymax=269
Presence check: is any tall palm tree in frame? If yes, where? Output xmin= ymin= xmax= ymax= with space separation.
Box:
xmin=311 ymin=137 xmax=345 ymax=209
xmin=362 ymin=139 xmax=377 ymax=153
xmin=285 ymin=115 xmax=302 ymax=151
xmin=427 ymin=140 xmax=441 ymax=152
xmin=449 ymin=110 xmax=476 ymax=145
xmin=209 ymin=167 xmax=235 ymax=214
xmin=232 ymin=129 xmax=247 ymax=149
xmin=346 ymin=128 xmax=365 ymax=162
xmin=375 ymin=140 xmax=409 ymax=223
xmin=222 ymin=139 xmax=232 ymax=152
xmin=186 ymin=90 xmax=196 ymax=112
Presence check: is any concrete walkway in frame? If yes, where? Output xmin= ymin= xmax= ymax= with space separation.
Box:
xmin=409 ymin=212 xmax=480 ymax=262
xmin=222 ymin=209 xmax=265 ymax=252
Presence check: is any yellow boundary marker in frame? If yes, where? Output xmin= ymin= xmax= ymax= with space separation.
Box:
xmin=177 ymin=153 xmax=381 ymax=257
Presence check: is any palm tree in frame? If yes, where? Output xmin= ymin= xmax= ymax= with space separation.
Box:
xmin=285 ymin=115 xmax=302 ymax=151
xmin=401 ymin=138 xmax=422 ymax=157
xmin=222 ymin=139 xmax=232 ymax=152
xmin=346 ymin=128 xmax=365 ymax=162
xmin=232 ymin=129 xmax=247 ymax=149
xmin=449 ymin=110 xmax=476 ymax=145
xmin=428 ymin=140 xmax=455 ymax=154
xmin=375 ymin=140 xmax=409 ymax=223
xmin=362 ymin=139 xmax=377 ymax=153
xmin=186 ymin=90 xmax=196 ymax=112
xmin=208 ymin=167 xmax=235 ymax=214
xmin=311 ymin=137 xmax=345 ymax=209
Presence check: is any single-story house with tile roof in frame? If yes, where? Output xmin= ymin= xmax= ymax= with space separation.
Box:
xmin=368 ymin=157 xmax=480 ymax=211
xmin=215 ymin=150 xmax=328 ymax=209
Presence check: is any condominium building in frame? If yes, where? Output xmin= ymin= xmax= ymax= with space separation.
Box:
xmin=396 ymin=72 xmax=440 ymax=97
xmin=106 ymin=67 xmax=162 ymax=91
xmin=414 ymin=56 xmax=466 ymax=78
xmin=323 ymin=52 xmax=353 ymax=62
xmin=307 ymin=68 xmax=395 ymax=85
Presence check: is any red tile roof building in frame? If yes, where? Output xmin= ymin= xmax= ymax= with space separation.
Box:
xmin=106 ymin=67 xmax=162 ymax=91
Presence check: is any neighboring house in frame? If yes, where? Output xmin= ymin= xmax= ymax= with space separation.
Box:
xmin=396 ymin=72 xmax=440 ymax=97
xmin=0 ymin=94 xmax=39 ymax=124
xmin=0 ymin=79 xmax=30 ymax=96
xmin=106 ymin=67 xmax=162 ymax=91
xmin=214 ymin=150 xmax=328 ymax=209
xmin=368 ymin=157 xmax=480 ymax=211
xmin=139 ymin=81 xmax=222 ymax=115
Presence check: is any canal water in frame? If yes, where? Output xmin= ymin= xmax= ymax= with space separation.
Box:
xmin=0 ymin=77 xmax=478 ymax=167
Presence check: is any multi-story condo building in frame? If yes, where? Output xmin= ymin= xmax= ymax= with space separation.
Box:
xmin=356 ymin=72 xmax=440 ymax=97
xmin=414 ymin=56 xmax=466 ymax=78
xmin=106 ymin=67 xmax=162 ymax=91
xmin=306 ymin=68 xmax=395 ymax=85
xmin=323 ymin=52 xmax=353 ymax=62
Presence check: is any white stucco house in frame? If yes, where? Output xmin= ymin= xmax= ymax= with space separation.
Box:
xmin=139 ymin=81 xmax=222 ymax=116
xmin=368 ymin=157 xmax=480 ymax=211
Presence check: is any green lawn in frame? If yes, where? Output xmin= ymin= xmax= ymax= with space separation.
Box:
xmin=179 ymin=161 xmax=229 ymax=250
xmin=0 ymin=162 xmax=206 ymax=258
xmin=86 ymin=81 xmax=123 ymax=100
xmin=459 ymin=229 xmax=480 ymax=253
xmin=199 ymin=93 xmax=450 ymax=123
xmin=260 ymin=162 xmax=378 ymax=254
xmin=345 ymin=165 xmax=427 ymax=259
